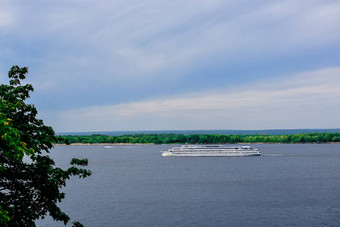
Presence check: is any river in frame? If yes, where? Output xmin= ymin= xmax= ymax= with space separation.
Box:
xmin=36 ymin=144 xmax=340 ymax=227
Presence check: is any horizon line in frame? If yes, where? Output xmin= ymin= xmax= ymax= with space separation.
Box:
xmin=56 ymin=128 xmax=340 ymax=135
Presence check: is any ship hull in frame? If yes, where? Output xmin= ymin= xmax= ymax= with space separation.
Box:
xmin=161 ymin=152 xmax=261 ymax=157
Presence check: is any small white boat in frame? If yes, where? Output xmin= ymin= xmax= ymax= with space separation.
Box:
xmin=104 ymin=146 xmax=115 ymax=149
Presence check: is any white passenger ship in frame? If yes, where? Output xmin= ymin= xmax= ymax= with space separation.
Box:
xmin=161 ymin=145 xmax=260 ymax=157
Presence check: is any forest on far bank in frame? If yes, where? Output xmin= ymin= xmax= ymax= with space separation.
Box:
xmin=59 ymin=133 xmax=340 ymax=144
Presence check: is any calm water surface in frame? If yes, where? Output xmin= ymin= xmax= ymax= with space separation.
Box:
xmin=36 ymin=144 xmax=340 ymax=227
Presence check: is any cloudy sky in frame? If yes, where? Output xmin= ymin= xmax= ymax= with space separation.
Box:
xmin=1 ymin=0 xmax=339 ymax=132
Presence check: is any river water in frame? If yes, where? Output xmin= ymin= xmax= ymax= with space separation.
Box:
xmin=36 ymin=144 xmax=340 ymax=227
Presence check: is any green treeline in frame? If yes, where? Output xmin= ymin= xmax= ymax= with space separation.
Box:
xmin=60 ymin=133 xmax=340 ymax=144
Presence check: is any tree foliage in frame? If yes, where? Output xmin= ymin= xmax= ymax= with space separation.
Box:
xmin=0 ymin=66 xmax=91 ymax=226
xmin=61 ymin=132 xmax=340 ymax=145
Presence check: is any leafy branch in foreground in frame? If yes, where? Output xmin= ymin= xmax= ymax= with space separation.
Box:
xmin=0 ymin=66 xmax=91 ymax=226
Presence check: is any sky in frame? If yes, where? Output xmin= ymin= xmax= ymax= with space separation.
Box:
xmin=0 ymin=0 xmax=339 ymax=132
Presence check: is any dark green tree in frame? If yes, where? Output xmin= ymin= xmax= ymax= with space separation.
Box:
xmin=0 ymin=66 xmax=91 ymax=226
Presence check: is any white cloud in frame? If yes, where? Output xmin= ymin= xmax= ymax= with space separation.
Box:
xmin=112 ymin=0 xmax=340 ymax=77
xmin=45 ymin=67 xmax=340 ymax=132
xmin=0 ymin=2 xmax=15 ymax=29
xmin=2 ymin=0 xmax=340 ymax=120
xmin=6 ymin=0 xmax=339 ymax=82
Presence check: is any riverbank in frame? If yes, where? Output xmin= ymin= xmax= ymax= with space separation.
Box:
xmin=54 ymin=142 xmax=340 ymax=146
xmin=55 ymin=143 xmax=154 ymax=146
xmin=58 ymin=132 xmax=340 ymax=145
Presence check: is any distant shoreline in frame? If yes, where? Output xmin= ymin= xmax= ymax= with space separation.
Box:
xmin=59 ymin=132 xmax=340 ymax=144
xmin=55 ymin=143 xmax=154 ymax=146
xmin=55 ymin=142 xmax=340 ymax=146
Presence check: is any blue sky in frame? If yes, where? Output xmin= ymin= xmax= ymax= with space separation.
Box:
xmin=1 ymin=0 xmax=339 ymax=132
